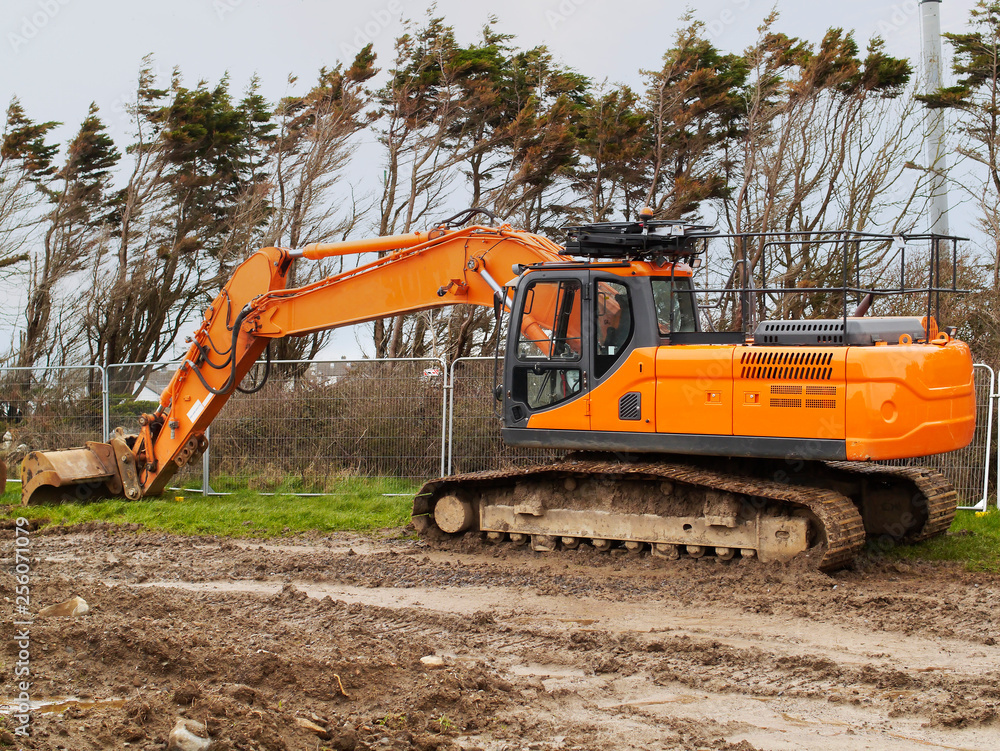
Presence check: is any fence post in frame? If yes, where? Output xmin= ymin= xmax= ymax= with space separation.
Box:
xmin=100 ymin=365 xmax=110 ymax=441
xmin=202 ymin=425 xmax=212 ymax=496
xmin=994 ymin=367 xmax=1000 ymax=511
xmin=448 ymin=359 xmax=459 ymax=476
xmin=977 ymin=364 xmax=996 ymax=512
xmin=439 ymin=357 xmax=448 ymax=478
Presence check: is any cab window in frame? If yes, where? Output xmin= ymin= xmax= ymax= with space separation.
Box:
xmin=594 ymin=281 xmax=632 ymax=378
xmin=516 ymin=280 xmax=582 ymax=361
xmin=525 ymin=369 xmax=581 ymax=409
xmin=651 ymin=277 xmax=697 ymax=335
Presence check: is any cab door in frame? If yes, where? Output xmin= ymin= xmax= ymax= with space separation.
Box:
xmin=504 ymin=274 xmax=590 ymax=431
xmin=589 ymin=276 xmax=657 ymax=432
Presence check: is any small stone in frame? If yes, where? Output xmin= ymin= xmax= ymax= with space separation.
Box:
xmin=38 ymin=596 xmax=90 ymax=618
xmin=167 ymin=718 xmax=211 ymax=751
xmin=294 ymin=717 xmax=330 ymax=740
xmin=420 ymin=655 xmax=446 ymax=668
xmin=330 ymin=724 xmax=357 ymax=751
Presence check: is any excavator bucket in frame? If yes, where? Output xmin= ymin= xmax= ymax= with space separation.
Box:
xmin=20 ymin=437 xmax=141 ymax=506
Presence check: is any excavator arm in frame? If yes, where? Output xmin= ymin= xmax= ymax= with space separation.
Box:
xmin=20 ymin=223 xmax=565 ymax=505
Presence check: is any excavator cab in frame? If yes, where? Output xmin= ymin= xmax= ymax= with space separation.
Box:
xmin=502 ymin=261 xmax=696 ymax=436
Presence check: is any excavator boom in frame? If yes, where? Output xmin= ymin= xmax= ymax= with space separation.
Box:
xmin=21 ymin=223 xmax=564 ymax=503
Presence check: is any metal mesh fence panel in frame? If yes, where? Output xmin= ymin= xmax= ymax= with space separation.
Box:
xmin=206 ymin=358 xmax=445 ymax=493
xmin=448 ymin=357 xmax=559 ymax=474
xmin=0 ymin=365 xmax=105 ymax=483
xmin=880 ymin=363 xmax=995 ymax=510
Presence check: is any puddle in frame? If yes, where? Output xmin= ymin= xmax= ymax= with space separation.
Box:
xmin=885 ymin=733 xmax=981 ymax=751
xmin=779 ymin=712 xmax=850 ymax=728
xmin=0 ymin=697 xmax=125 ymax=716
xmin=606 ymin=695 xmax=701 ymax=708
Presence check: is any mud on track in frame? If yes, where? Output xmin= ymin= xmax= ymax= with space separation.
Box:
xmin=2 ymin=525 xmax=1000 ymax=750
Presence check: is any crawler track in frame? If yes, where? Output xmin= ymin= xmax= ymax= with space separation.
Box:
xmin=415 ymin=458 xmax=867 ymax=571
xmin=823 ymin=461 xmax=959 ymax=541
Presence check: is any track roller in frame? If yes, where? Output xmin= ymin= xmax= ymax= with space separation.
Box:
xmin=653 ymin=543 xmax=680 ymax=560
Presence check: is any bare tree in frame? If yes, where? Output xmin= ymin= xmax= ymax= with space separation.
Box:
xmin=16 ymin=104 xmax=119 ymax=371
xmin=717 ymin=19 xmax=923 ymax=323
xmin=373 ymin=17 xmax=482 ymax=358
xmin=264 ymin=53 xmax=377 ymax=368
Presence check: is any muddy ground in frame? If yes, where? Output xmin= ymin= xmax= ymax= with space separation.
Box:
xmin=2 ymin=524 xmax=999 ymax=751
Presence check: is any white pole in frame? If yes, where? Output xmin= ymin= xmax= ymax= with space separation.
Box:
xmin=921 ymin=0 xmax=950 ymax=235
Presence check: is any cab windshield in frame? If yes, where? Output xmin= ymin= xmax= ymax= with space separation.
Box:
xmin=651 ymin=277 xmax=697 ymax=334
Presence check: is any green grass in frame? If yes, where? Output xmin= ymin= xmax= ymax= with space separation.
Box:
xmin=888 ymin=507 xmax=1000 ymax=573
xmin=1 ymin=477 xmax=416 ymax=537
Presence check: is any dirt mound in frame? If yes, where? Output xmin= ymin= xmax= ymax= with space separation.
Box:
xmin=3 ymin=528 xmax=999 ymax=749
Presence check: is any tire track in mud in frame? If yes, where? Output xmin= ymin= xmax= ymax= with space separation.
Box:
xmin=8 ymin=528 xmax=1000 ymax=750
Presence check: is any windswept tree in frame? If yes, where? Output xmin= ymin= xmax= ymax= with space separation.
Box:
xmin=372 ymin=18 xmax=590 ymax=359
xmin=640 ymin=16 xmax=747 ymax=220
xmin=567 ymin=83 xmax=647 ymax=223
xmin=87 ymin=63 xmax=276 ymax=393
xmin=373 ymin=16 xmax=480 ymax=358
xmin=484 ymin=45 xmax=589 ymax=234
xmin=15 ymin=104 xmax=119 ymax=370
xmin=449 ymin=20 xmax=588 ymax=230
xmin=718 ymin=17 xmax=916 ymax=323
xmin=0 ymin=99 xmax=53 ymax=290
xmin=266 ymin=51 xmax=377 ymax=368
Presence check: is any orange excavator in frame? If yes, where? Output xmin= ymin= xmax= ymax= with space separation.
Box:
xmin=21 ymin=210 xmax=975 ymax=569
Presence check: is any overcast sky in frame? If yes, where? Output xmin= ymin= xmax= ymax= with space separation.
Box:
xmin=1 ymin=0 xmax=981 ymax=149
xmin=0 ymin=0 xmax=984 ymax=359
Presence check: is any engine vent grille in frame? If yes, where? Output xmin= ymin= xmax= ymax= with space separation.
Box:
xmin=756 ymin=320 xmax=844 ymax=345
xmin=770 ymin=398 xmax=803 ymax=408
xmin=740 ymin=351 xmax=834 ymax=381
xmin=806 ymin=385 xmax=837 ymax=396
xmin=770 ymin=385 xmax=803 ymax=395
xmin=619 ymin=391 xmax=641 ymax=421
xmin=805 ymin=399 xmax=837 ymax=409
